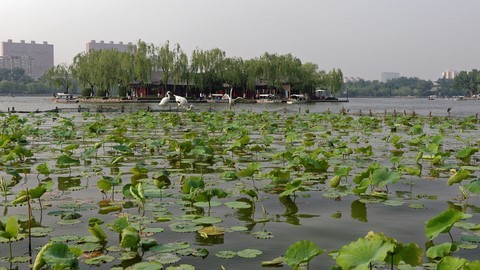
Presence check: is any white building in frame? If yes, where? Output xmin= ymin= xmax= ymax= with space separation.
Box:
xmin=86 ymin=40 xmax=134 ymax=53
xmin=381 ymin=72 xmax=400 ymax=82
xmin=441 ymin=69 xmax=458 ymax=79
xmin=1 ymin=39 xmax=54 ymax=80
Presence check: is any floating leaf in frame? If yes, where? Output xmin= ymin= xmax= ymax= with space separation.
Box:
xmin=192 ymin=216 xmax=223 ymax=224
xmin=215 ymin=250 xmax=236 ymax=259
xmin=165 ymin=264 xmax=195 ymax=270
xmin=84 ymin=255 xmax=115 ymax=265
xmin=127 ymin=261 xmax=163 ymax=270
xmin=252 ymin=230 xmax=274 ymax=239
xmin=236 ymin=248 xmax=262 ymax=258
xmin=224 ymin=201 xmax=251 ymax=209
xmin=150 ymin=242 xmax=190 ymax=253
xmin=169 ymin=222 xmax=203 ymax=233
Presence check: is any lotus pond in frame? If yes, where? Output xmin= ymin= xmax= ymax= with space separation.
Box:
xmin=0 ymin=110 xmax=480 ymax=270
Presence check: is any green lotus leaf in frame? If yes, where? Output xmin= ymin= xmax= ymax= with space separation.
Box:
xmin=42 ymin=243 xmax=78 ymax=269
xmin=143 ymin=227 xmax=164 ymax=234
xmin=150 ymin=242 xmax=190 ymax=253
xmin=126 ymin=261 xmax=163 ymax=270
xmin=30 ymin=226 xmax=54 ymax=237
xmin=426 ymin=242 xmax=453 ymax=259
xmin=5 ymin=216 xmax=19 ymax=239
xmin=447 ymin=169 xmax=471 ymax=186
xmin=336 ymin=238 xmax=394 ymax=270
xmin=215 ymin=250 xmax=236 ymax=259
xmin=9 ymin=256 xmax=30 ymax=263
xmin=261 ymin=256 xmax=285 ymax=267
xmin=192 ymin=216 xmax=223 ymax=224
xmin=169 ymin=222 xmax=202 ymax=233
xmin=28 ymin=185 xmax=47 ymax=199
xmin=50 ymin=235 xmax=79 ymax=243
xmin=121 ymin=227 xmax=140 ymax=249
xmin=437 ymin=256 xmax=467 ymax=270
xmin=224 ymin=201 xmax=251 ymax=209
xmin=87 ymin=224 xmax=106 ymax=242
xmin=118 ymin=251 xmax=138 ymax=260
xmin=84 ymin=255 xmax=116 ymax=265
xmin=73 ymin=242 xmax=103 ymax=252
xmin=383 ymin=200 xmax=404 ymax=207
xmin=285 ymin=240 xmax=323 ymax=270
xmin=464 ymin=179 xmax=480 ymax=194
xmin=237 ymin=248 xmax=262 ymax=258
xmin=425 ymin=208 xmax=464 ymax=240
xmin=165 ymin=264 xmax=195 ymax=270
xmin=147 ymin=253 xmax=181 ymax=264
xmin=193 ymin=201 xmax=221 ymax=208
xmin=371 ymin=167 xmax=401 ymax=188
xmin=230 ymin=226 xmax=249 ymax=232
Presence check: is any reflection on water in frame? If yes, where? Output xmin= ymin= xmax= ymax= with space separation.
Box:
xmin=351 ymin=199 xmax=367 ymax=222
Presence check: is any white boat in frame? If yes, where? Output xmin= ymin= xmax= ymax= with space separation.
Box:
xmin=55 ymin=93 xmax=79 ymax=103
xmin=257 ymin=94 xmax=281 ymax=103
xmin=206 ymin=93 xmax=229 ymax=103
xmin=286 ymin=94 xmax=307 ymax=104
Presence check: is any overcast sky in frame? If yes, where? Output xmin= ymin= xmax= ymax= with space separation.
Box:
xmin=2 ymin=0 xmax=479 ymax=81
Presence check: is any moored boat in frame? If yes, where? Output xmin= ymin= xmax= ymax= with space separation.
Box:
xmin=54 ymin=93 xmax=79 ymax=103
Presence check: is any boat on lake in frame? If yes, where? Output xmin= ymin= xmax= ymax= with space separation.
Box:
xmin=257 ymin=94 xmax=281 ymax=103
xmin=206 ymin=93 xmax=230 ymax=103
xmin=286 ymin=94 xmax=307 ymax=104
xmin=54 ymin=93 xmax=79 ymax=103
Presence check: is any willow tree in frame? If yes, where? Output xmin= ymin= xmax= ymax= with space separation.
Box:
xmin=297 ymin=62 xmax=321 ymax=96
xmin=326 ymin=68 xmax=344 ymax=96
xmin=154 ymin=41 xmax=188 ymax=93
xmin=191 ymin=48 xmax=226 ymax=94
xmin=132 ymin=40 xmax=153 ymax=85
xmin=279 ymin=54 xmax=303 ymax=96
xmin=259 ymin=52 xmax=283 ymax=92
xmin=72 ymin=51 xmax=101 ymax=96
xmin=44 ymin=63 xmax=73 ymax=94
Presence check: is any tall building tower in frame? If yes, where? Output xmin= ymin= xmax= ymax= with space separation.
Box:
xmin=86 ymin=40 xmax=134 ymax=53
xmin=381 ymin=72 xmax=400 ymax=82
xmin=1 ymin=39 xmax=54 ymax=80
xmin=441 ymin=69 xmax=458 ymax=79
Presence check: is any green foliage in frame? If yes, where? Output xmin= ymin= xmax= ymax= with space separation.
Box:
xmin=284 ymin=240 xmax=323 ymax=269
xmin=425 ymin=208 xmax=464 ymax=240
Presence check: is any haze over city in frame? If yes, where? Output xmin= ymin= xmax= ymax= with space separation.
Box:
xmin=2 ymin=0 xmax=479 ymax=81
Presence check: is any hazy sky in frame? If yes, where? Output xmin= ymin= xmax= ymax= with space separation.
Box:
xmin=2 ymin=0 xmax=479 ymax=81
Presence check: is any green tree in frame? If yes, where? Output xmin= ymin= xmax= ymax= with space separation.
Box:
xmin=44 ymin=63 xmax=73 ymax=94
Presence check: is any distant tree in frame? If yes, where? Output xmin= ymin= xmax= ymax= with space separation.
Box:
xmin=454 ymin=69 xmax=480 ymax=97
xmin=326 ymin=68 xmax=343 ymax=96
xmin=44 ymin=64 xmax=73 ymax=94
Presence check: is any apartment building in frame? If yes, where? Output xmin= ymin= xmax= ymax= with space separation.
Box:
xmin=1 ymin=39 xmax=54 ymax=80
xmin=86 ymin=40 xmax=134 ymax=53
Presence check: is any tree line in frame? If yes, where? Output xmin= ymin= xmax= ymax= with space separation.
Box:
xmin=44 ymin=40 xmax=343 ymax=98
xmin=346 ymin=71 xmax=480 ymax=98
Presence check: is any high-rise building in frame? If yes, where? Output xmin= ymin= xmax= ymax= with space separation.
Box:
xmin=1 ymin=39 xmax=54 ymax=80
xmin=86 ymin=40 xmax=134 ymax=53
xmin=441 ymin=69 xmax=458 ymax=79
xmin=381 ymin=72 xmax=400 ymax=82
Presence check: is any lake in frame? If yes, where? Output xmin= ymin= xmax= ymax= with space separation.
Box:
xmin=0 ymin=96 xmax=479 ymax=117
xmin=0 ymin=95 xmax=479 ymax=269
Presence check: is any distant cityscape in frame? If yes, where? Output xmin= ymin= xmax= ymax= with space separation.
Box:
xmin=1 ymin=39 xmax=459 ymax=82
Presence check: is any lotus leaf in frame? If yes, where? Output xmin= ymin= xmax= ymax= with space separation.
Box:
xmin=150 ymin=242 xmax=190 ymax=253
xmin=426 ymin=243 xmax=453 ymax=259
xmin=165 ymin=264 xmax=195 ymax=270
xmin=148 ymin=252 xmax=181 ymax=264
xmin=436 ymin=256 xmax=467 ymax=270
xmin=224 ymin=201 xmax=251 ymax=209
xmin=284 ymin=240 xmax=322 ymax=270
xmin=447 ymin=169 xmax=471 ymax=186
xmin=236 ymin=248 xmax=262 ymax=258
xmin=425 ymin=208 xmax=464 ymax=240
xmin=215 ymin=250 xmax=236 ymax=259
xmin=84 ymin=254 xmax=115 ymax=265
xmin=169 ymin=222 xmax=203 ymax=233
xmin=192 ymin=216 xmax=223 ymax=224
xmin=126 ymin=261 xmax=163 ymax=270
xmin=41 ymin=243 xmax=78 ymax=269
xmin=336 ymin=238 xmax=394 ymax=270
